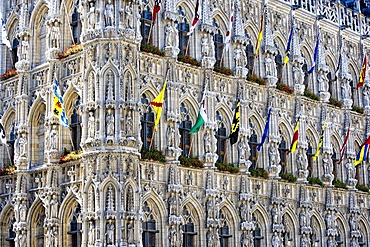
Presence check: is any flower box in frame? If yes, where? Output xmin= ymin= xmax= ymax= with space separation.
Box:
xmin=179 ymin=155 xmax=204 ymax=169
xmin=141 ymin=148 xmax=166 ymax=163
xmin=276 ymin=82 xmax=294 ymax=94
xmin=329 ymin=97 xmax=342 ymax=108
xmin=304 ymin=88 xmax=320 ymax=101
xmin=249 ymin=167 xmax=268 ymax=179
xmin=0 ymin=165 xmax=16 ymax=176
xmin=280 ymin=172 xmax=297 ymax=183
xmin=1 ymin=68 xmax=17 ymax=81
xmin=140 ymin=43 xmax=165 ymax=57
xmin=352 ymin=105 xmax=364 ymax=114
xmin=247 ymin=74 xmax=267 ymax=85
xmin=59 ymin=150 xmax=83 ymax=164
xmin=213 ymin=66 xmax=234 ymax=76
xmin=58 ymin=44 xmax=83 ymax=59
xmin=177 ymin=54 xmax=201 ymax=67
xmin=216 ymin=162 xmax=239 ymax=174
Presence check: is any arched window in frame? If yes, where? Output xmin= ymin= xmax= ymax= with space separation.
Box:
xmin=141 ymin=6 xmax=152 ymax=44
xmin=34 ymin=212 xmax=45 ymax=247
xmin=5 ymin=218 xmax=15 ymax=247
xmin=219 ymin=213 xmax=232 ymax=247
xmin=70 ymin=97 xmax=82 ymax=150
xmin=12 ymin=38 xmax=18 ymax=68
xmin=246 ymin=41 xmax=255 ymax=74
xmin=179 ymin=104 xmax=192 ymax=156
xmin=142 ymin=215 xmax=158 ymax=247
xmin=67 ymin=207 xmax=82 ymax=247
xmin=216 ymin=112 xmax=227 ymax=163
xmin=71 ymin=1 xmax=81 ymax=44
xmin=249 ymin=131 xmax=258 ymax=168
xmin=252 ymin=223 xmax=263 ymax=247
xmin=278 ymin=138 xmax=288 ymax=173
xmin=213 ymin=20 xmax=224 ymax=67
xmin=178 ymin=7 xmax=189 ymax=55
xmin=140 ymin=94 xmax=154 ymax=150
xmin=182 ymin=207 xmax=197 ymax=246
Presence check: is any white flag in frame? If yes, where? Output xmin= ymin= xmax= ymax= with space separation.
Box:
xmin=1 ymin=15 xmax=11 ymax=50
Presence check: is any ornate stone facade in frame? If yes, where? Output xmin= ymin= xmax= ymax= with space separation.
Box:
xmin=0 ymin=0 xmax=370 ymax=246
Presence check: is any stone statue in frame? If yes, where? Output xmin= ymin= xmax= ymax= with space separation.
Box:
xmin=106 ymin=222 xmax=115 ymax=244
xmin=106 ymin=109 xmax=115 ymax=137
xmin=301 ymin=235 xmax=310 ymax=247
xmin=325 ymin=213 xmax=334 ymax=229
xmin=16 ymin=132 xmax=27 ymax=158
xmin=125 ymin=110 xmax=133 ymax=136
xmin=349 ymin=215 xmax=357 ymax=231
xmin=87 ymin=1 xmax=96 ymax=28
xmin=88 ymin=222 xmax=95 ymax=246
xmin=264 ymin=55 xmax=275 ymax=76
xmin=293 ymin=65 xmax=304 ymax=85
xmin=363 ymin=85 xmax=370 ymax=108
xmin=49 ymin=125 xmax=58 ymax=150
xmin=299 ymin=210 xmax=308 ymax=227
xmin=104 ymin=0 xmax=114 ymax=27
xmin=127 ymin=222 xmax=134 ymax=243
xmin=296 ymin=149 xmax=307 ymax=170
xmin=50 ymin=25 xmax=59 ymax=48
xmin=169 ymin=225 xmax=177 ymax=247
xmin=88 ymin=111 xmax=95 ymax=139
xmin=341 ymin=80 xmax=352 ymax=99
xmin=318 ymin=72 xmax=329 ymax=92
xmin=238 ymin=139 xmax=249 ymax=160
xmin=271 ymin=232 xmax=281 ymax=247
xmin=125 ymin=3 xmax=133 ymax=28
xmin=269 ymin=145 xmax=280 ymax=166
xmin=168 ymin=193 xmax=176 ymax=215
xmin=234 ymin=45 xmax=243 ymax=67
xmin=322 ymin=153 xmax=333 ymax=175
xmin=21 ymin=36 xmax=29 ymax=60
xmin=166 ymin=125 xmax=175 ymax=147
xmin=271 ymin=206 xmax=279 ymax=224
xmin=165 ymin=23 xmax=174 ymax=47
xmin=201 ymin=34 xmax=209 ymax=56
xmin=345 ymin=162 xmax=355 ymax=181
xmin=204 ymin=130 xmax=212 ymax=153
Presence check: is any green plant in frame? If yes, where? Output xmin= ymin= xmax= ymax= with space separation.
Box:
xmin=1 ymin=68 xmax=17 ymax=81
xmin=328 ymin=98 xmax=342 ymax=108
xmin=333 ymin=179 xmax=347 ymax=189
xmin=304 ymin=88 xmax=320 ymax=101
xmin=141 ymin=148 xmax=166 ymax=163
xmin=140 ymin=43 xmax=165 ymax=57
xmin=177 ymin=54 xmax=201 ymax=67
xmin=215 ymin=162 xmax=239 ymax=174
xmin=247 ymin=73 xmax=267 ymax=85
xmin=0 ymin=165 xmax=16 ymax=176
xmin=276 ymin=82 xmax=294 ymax=94
xmin=280 ymin=172 xmax=297 ymax=183
xmin=213 ymin=66 xmax=234 ymax=76
xmin=58 ymin=44 xmax=83 ymax=59
xmin=179 ymin=155 xmax=204 ymax=169
xmin=249 ymin=167 xmax=269 ymax=179
xmin=356 ymin=183 xmax=369 ymax=192
xmin=308 ymin=177 xmax=323 ymax=186
xmin=352 ymin=105 xmax=364 ymax=114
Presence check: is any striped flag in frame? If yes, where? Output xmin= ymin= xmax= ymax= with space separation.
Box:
xmin=283 ymin=25 xmax=294 ymax=66
xmin=338 ymin=125 xmax=350 ymax=164
xmin=229 ymin=100 xmax=240 ymax=145
xmin=224 ymin=1 xmax=235 ymax=45
xmin=255 ymin=14 xmax=264 ymax=56
xmin=152 ymin=0 xmax=161 ymax=26
xmin=308 ymin=31 xmax=320 ymax=74
xmin=0 ymin=121 xmax=6 ymax=144
xmin=287 ymin=118 xmax=299 ymax=154
xmin=1 ymin=15 xmax=11 ymax=50
xmin=150 ymin=81 xmax=167 ymax=131
xmin=187 ymin=0 xmax=200 ymax=35
xmin=354 ymin=136 xmax=370 ymax=166
xmin=313 ymin=120 xmax=326 ymax=161
xmin=189 ymin=92 xmax=207 ymax=134
xmin=53 ymin=80 xmax=69 ymax=127
xmin=257 ymin=107 xmax=272 ymax=151
xmin=357 ymin=54 xmax=367 ymax=89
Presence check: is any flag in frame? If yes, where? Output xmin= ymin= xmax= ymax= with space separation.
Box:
xmin=255 ymin=14 xmax=264 ymax=56
xmin=338 ymin=124 xmax=350 ymax=164
xmin=0 ymin=121 xmax=6 ymax=144
xmin=187 ymin=0 xmax=200 ymax=35
xmin=150 ymin=81 xmax=167 ymax=131
xmin=357 ymin=54 xmax=367 ymax=89
xmin=308 ymin=31 xmax=320 ymax=74
xmin=224 ymin=1 xmax=235 ymax=45
xmin=189 ymin=92 xmax=207 ymax=134
xmin=257 ymin=107 xmax=272 ymax=151
xmin=53 ymin=80 xmax=69 ymax=127
xmin=313 ymin=121 xmax=326 ymax=161
xmin=152 ymin=0 xmax=161 ymax=26
xmin=1 ymin=15 xmax=11 ymax=50
xmin=229 ymin=100 xmax=240 ymax=145
xmin=283 ymin=25 xmax=294 ymax=66
xmin=287 ymin=118 xmax=299 ymax=154
xmin=354 ymin=136 xmax=370 ymax=166
xmin=332 ymin=53 xmax=341 ymax=82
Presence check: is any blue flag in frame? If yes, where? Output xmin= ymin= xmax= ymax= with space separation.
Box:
xmin=308 ymin=31 xmax=320 ymax=74
xmin=283 ymin=25 xmax=294 ymax=66
xmin=257 ymin=107 xmax=272 ymax=151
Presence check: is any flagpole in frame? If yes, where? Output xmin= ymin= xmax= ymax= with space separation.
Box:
xmin=5 ymin=144 xmax=13 ymax=166
xmin=188 ymin=134 xmax=194 ymax=158
xmin=185 ymin=35 xmax=191 ymax=56
xmin=220 ymin=47 xmax=226 ymax=67
xmin=62 ymin=1 xmax=76 ymax=45
xmin=149 ymin=130 xmax=155 ymax=150
xmin=147 ymin=25 xmax=154 ymax=44
xmin=7 ymin=47 xmax=14 ymax=68
xmin=68 ymin=127 xmax=76 ymax=151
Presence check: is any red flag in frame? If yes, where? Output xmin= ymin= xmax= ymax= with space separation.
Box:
xmin=187 ymin=0 xmax=200 ymax=35
xmin=357 ymin=54 xmax=367 ymax=88
xmin=338 ymin=125 xmax=350 ymax=164
xmin=152 ymin=0 xmax=161 ymax=26
xmin=287 ymin=119 xmax=299 ymax=155
xmin=224 ymin=1 xmax=235 ymax=44
xmin=255 ymin=14 xmax=264 ymax=56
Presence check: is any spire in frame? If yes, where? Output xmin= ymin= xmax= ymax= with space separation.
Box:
xmin=201 ymin=0 xmax=213 ymax=26
xmin=262 ymin=5 xmax=276 ymax=53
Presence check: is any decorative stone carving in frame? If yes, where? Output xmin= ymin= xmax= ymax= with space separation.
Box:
xmin=104 ymin=0 xmax=114 ymax=27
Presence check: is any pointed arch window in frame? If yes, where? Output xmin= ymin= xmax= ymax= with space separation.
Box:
xmin=216 ymin=112 xmax=227 ymax=163
xmin=67 ymin=207 xmax=82 ymax=247
xmin=70 ymin=97 xmax=82 ymax=150
xmin=182 ymin=208 xmax=197 ymax=247
xmin=71 ymin=1 xmax=81 ymax=44
xmin=178 ymin=7 xmax=189 ymax=55
xmin=179 ymin=104 xmax=192 ymax=156
xmin=12 ymin=38 xmax=18 ymax=68
xmin=249 ymin=131 xmax=258 ymax=168
xmin=141 ymin=6 xmax=152 ymax=44
xmin=140 ymin=94 xmax=155 ymax=150
xmin=219 ymin=212 xmax=232 ymax=247
xmin=278 ymin=138 xmax=288 ymax=173
xmin=246 ymin=41 xmax=255 ymax=74
xmin=214 ymin=28 xmax=224 ymax=67
xmin=252 ymin=223 xmax=263 ymax=247
xmin=5 ymin=218 xmax=15 ymax=247
xmin=142 ymin=216 xmax=158 ymax=247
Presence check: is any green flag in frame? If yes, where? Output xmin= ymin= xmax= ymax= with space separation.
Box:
xmin=189 ymin=94 xmax=207 ymax=134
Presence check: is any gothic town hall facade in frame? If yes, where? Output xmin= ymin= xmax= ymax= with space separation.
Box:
xmin=2 ymin=0 xmax=370 ymax=246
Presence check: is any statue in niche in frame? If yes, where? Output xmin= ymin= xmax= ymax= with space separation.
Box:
xmin=87 ymin=1 xmax=96 ymax=29
xmin=345 ymin=162 xmax=355 ymax=180
xmin=299 ymin=210 xmax=308 ymax=227
xmin=269 ymin=145 xmax=280 ymax=166
xmin=234 ymin=45 xmax=246 ymax=68
xmin=49 ymin=125 xmax=58 ymax=150
xmin=201 ymin=34 xmax=209 ymax=56
xmin=127 ymin=222 xmax=134 ymax=243
xmin=271 ymin=205 xmax=279 ymax=224
xmin=318 ymin=72 xmax=329 ymax=92
xmin=166 ymin=125 xmax=176 ymax=147
xmin=271 ymin=232 xmax=281 ymax=247
xmin=104 ymin=0 xmax=114 ymax=27
xmin=106 ymin=70 xmax=114 ymax=100
xmin=363 ymin=85 xmax=370 ymax=108
xmin=168 ymin=192 xmax=176 ymax=215
xmin=322 ymin=153 xmax=333 ymax=175
xmin=341 ymin=80 xmax=351 ymax=99
xmin=264 ymin=55 xmax=276 ymax=76
xmin=21 ymin=36 xmax=29 ymax=60
xmin=106 ymin=109 xmax=115 ymax=137
xmin=293 ymin=65 xmax=305 ymax=85
xmin=88 ymin=111 xmax=95 ymax=139
xmin=125 ymin=2 xmax=133 ymax=29
xmin=106 ymin=221 xmax=115 ymax=244
xmin=204 ymin=130 xmax=212 ymax=153
xmin=238 ymin=138 xmax=249 ymax=160
xmin=15 ymin=132 xmax=27 ymax=158
xmin=296 ymin=149 xmax=307 ymax=170
xmin=325 ymin=213 xmax=334 ymax=229
xmin=49 ymin=24 xmax=60 ymax=48
xmin=88 ymin=222 xmax=95 ymax=246
xmin=125 ymin=110 xmax=133 ymax=136
xmin=169 ymin=225 xmax=177 ymax=247
xmin=165 ymin=23 xmax=174 ymax=47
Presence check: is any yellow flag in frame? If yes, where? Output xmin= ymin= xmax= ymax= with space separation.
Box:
xmin=313 ymin=121 xmax=326 ymax=161
xmin=150 ymin=82 xmax=167 ymax=131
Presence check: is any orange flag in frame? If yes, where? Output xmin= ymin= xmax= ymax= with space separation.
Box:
xmin=357 ymin=54 xmax=367 ymax=89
